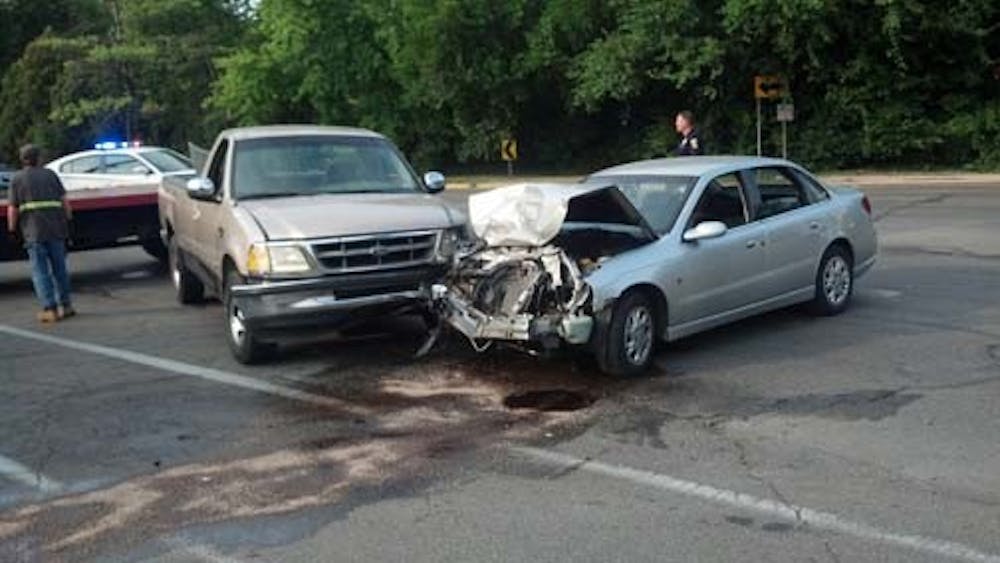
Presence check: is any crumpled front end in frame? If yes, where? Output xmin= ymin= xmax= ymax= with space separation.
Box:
xmin=431 ymin=182 xmax=656 ymax=354
xmin=434 ymin=245 xmax=594 ymax=351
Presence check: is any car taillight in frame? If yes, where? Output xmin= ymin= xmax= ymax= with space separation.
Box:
xmin=861 ymin=195 xmax=872 ymax=216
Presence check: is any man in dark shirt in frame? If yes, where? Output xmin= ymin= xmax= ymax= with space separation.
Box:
xmin=7 ymin=144 xmax=75 ymax=322
xmin=673 ymin=110 xmax=705 ymax=156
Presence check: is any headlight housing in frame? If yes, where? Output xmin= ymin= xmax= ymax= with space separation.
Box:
xmin=247 ymin=243 xmax=313 ymax=277
xmin=435 ymin=228 xmax=463 ymax=261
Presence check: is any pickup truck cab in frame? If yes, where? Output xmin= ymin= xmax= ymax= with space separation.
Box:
xmin=159 ymin=125 xmax=463 ymax=363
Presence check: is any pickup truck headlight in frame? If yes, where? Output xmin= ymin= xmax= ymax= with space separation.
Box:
xmin=436 ymin=228 xmax=463 ymax=260
xmin=247 ymin=243 xmax=312 ymax=276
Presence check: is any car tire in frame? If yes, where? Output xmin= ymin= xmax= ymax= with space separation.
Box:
xmin=170 ymin=236 xmax=204 ymax=305
xmin=142 ymin=237 xmax=168 ymax=263
xmin=810 ymin=244 xmax=854 ymax=316
xmin=223 ymin=268 xmax=274 ymax=365
xmin=596 ymin=291 xmax=657 ymax=377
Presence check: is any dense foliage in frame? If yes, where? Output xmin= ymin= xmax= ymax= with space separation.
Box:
xmin=1 ymin=0 xmax=997 ymax=170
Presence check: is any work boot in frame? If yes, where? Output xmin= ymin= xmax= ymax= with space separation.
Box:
xmin=58 ymin=305 xmax=76 ymax=320
xmin=37 ymin=309 xmax=58 ymax=323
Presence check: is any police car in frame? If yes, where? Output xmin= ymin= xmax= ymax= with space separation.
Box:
xmin=46 ymin=143 xmax=195 ymax=191
xmin=0 ymin=162 xmax=13 ymax=193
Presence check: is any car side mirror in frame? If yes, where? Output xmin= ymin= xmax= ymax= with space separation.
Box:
xmin=424 ymin=171 xmax=446 ymax=193
xmin=185 ymin=177 xmax=216 ymax=200
xmin=683 ymin=220 xmax=728 ymax=242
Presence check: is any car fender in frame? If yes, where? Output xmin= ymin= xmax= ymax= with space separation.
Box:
xmin=223 ymin=205 xmax=267 ymax=278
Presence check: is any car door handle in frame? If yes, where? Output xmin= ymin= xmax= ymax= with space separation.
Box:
xmin=746 ymin=240 xmax=758 ymax=249
xmin=809 ymin=222 xmax=821 ymax=230
xmin=217 ymin=227 xmax=225 ymax=238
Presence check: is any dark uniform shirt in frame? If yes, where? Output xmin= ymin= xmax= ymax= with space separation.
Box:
xmin=674 ymin=129 xmax=705 ymax=156
xmin=10 ymin=167 xmax=69 ymax=244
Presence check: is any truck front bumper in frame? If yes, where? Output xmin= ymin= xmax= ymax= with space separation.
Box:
xmin=229 ymin=268 xmax=440 ymax=335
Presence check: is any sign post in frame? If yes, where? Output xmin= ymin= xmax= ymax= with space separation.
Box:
xmin=775 ymin=103 xmax=795 ymax=159
xmin=753 ymin=75 xmax=787 ymax=157
xmin=500 ymin=138 xmax=518 ymax=176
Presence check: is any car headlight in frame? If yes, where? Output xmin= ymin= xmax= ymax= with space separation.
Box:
xmin=247 ymin=243 xmax=312 ymax=276
xmin=436 ymin=228 xmax=462 ymax=260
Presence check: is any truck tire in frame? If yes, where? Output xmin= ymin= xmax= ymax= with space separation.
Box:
xmin=170 ymin=236 xmax=204 ymax=304
xmin=142 ymin=237 xmax=168 ymax=263
xmin=224 ymin=268 xmax=274 ymax=364
xmin=595 ymin=291 xmax=657 ymax=377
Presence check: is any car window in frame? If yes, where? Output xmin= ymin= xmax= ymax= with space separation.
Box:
xmin=589 ymin=175 xmax=696 ymax=234
xmin=60 ymin=155 xmax=102 ymax=174
xmin=104 ymin=154 xmax=151 ymax=175
xmin=753 ymin=167 xmax=810 ymax=219
xmin=207 ymin=139 xmax=229 ymax=197
xmin=791 ymin=169 xmax=831 ymax=203
xmin=689 ymin=172 xmax=749 ymax=229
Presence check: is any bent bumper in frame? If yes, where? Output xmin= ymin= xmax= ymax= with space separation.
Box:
xmin=435 ymin=285 xmax=593 ymax=348
xmin=230 ymin=268 xmax=440 ymax=334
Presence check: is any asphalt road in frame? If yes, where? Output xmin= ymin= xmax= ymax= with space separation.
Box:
xmin=1 ymin=182 xmax=999 ymax=562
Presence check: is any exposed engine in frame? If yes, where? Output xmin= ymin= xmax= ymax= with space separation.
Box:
xmin=430 ymin=182 xmax=656 ymax=354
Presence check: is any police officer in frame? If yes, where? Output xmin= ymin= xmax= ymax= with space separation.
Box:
xmin=673 ymin=110 xmax=705 ymax=156
xmin=7 ymin=144 xmax=75 ymax=322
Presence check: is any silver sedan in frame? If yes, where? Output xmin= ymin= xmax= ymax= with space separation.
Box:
xmin=439 ymin=156 xmax=877 ymax=376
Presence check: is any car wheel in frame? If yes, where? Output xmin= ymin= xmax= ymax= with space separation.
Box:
xmin=223 ymin=268 xmax=273 ymax=364
xmin=597 ymin=291 xmax=657 ymax=377
xmin=141 ymin=237 xmax=168 ymax=263
xmin=811 ymin=245 xmax=853 ymax=316
xmin=170 ymin=236 xmax=203 ymax=305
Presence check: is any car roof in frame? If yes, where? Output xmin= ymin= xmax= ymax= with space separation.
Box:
xmin=221 ymin=125 xmax=384 ymax=142
xmin=49 ymin=146 xmax=174 ymax=163
xmin=590 ymin=156 xmax=797 ymax=178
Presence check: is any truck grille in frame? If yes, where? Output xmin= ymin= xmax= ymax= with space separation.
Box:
xmin=311 ymin=230 xmax=439 ymax=273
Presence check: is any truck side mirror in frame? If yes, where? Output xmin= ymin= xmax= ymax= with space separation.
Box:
xmin=424 ymin=171 xmax=446 ymax=193
xmin=185 ymin=177 xmax=216 ymax=200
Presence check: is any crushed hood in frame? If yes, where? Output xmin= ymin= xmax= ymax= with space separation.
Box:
xmin=469 ymin=183 xmax=655 ymax=247
xmin=240 ymin=193 xmax=460 ymax=240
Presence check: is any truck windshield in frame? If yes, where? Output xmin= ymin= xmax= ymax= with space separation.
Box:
xmin=232 ymin=136 xmax=421 ymax=200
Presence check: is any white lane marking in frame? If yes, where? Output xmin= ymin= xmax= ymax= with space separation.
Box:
xmin=867 ymin=288 xmax=903 ymax=299
xmin=513 ymin=447 xmax=1000 ymax=563
xmin=161 ymin=536 xmax=247 ymax=563
xmin=0 ymin=324 xmax=364 ymax=414
xmin=0 ymin=453 xmax=63 ymax=494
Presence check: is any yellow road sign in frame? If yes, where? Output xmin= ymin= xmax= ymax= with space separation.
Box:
xmin=501 ymin=139 xmax=518 ymax=161
xmin=754 ymin=75 xmax=786 ymax=100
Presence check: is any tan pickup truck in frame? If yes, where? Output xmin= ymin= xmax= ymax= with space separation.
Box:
xmin=158 ymin=125 xmax=463 ymax=363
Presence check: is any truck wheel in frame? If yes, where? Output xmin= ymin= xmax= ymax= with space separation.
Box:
xmin=170 ymin=237 xmax=203 ymax=304
xmin=224 ymin=269 xmax=274 ymax=365
xmin=142 ymin=237 xmax=168 ymax=263
xmin=595 ymin=291 xmax=657 ymax=377
xmin=810 ymin=245 xmax=853 ymax=316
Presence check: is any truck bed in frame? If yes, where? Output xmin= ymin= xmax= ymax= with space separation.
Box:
xmin=0 ymin=184 xmax=160 ymax=261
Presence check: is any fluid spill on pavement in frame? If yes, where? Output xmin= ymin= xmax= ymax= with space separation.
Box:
xmin=503 ymin=390 xmax=595 ymax=412
xmin=0 ymin=339 xmax=628 ymax=560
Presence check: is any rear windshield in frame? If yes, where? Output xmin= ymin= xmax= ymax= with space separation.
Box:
xmin=142 ymin=149 xmax=193 ymax=173
xmin=232 ymin=136 xmax=420 ymax=200
xmin=585 ymin=174 xmax=697 ymax=234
